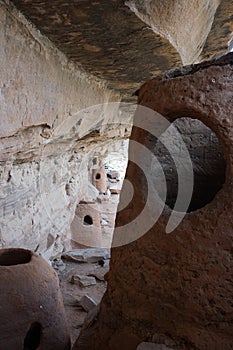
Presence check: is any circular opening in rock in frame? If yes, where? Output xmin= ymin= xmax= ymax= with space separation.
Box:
xmin=83 ymin=215 xmax=93 ymax=226
xmin=153 ymin=117 xmax=226 ymax=212
xmin=0 ymin=249 xmax=32 ymax=266
xmin=24 ymin=322 xmax=42 ymax=350
xmin=95 ymin=173 xmax=101 ymax=180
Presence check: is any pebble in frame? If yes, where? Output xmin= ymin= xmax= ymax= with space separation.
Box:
xmin=71 ymin=275 xmax=97 ymax=287
xmin=79 ymin=295 xmax=97 ymax=312
xmin=62 ymin=248 xmax=110 ymax=263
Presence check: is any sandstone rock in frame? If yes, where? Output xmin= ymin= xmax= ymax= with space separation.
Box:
xmin=108 ymin=178 xmax=118 ymax=183
xmin=9 ymin=0 xmax=182 ymax=99
xmin=125 ymin=0 xmax=232 ymax=65
xmin=62 ymin=248 xmax=110 ymax=263
xmin=52 ymin=259 xmax=66 ymax=272
xmin=79 ymin=295 xmax=97 ymax=312
xmin=107 ymin=170 xmax=120 ymax=179
xmin=109 ymin=186 xmax=121 ymax=194
xmin=88 ymin=270 xmax=107 ymax=282
xmin=0 ymin=1 xmax=133 ymax=260
xmin=71 ymin=275 xmax=96 ymax=287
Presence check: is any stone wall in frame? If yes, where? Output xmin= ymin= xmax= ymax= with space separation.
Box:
xmin=0 ymin=0 xmax=133 ymax=258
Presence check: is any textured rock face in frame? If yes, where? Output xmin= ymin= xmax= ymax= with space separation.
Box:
xmin=0 ymin=1 xmax=133 ymax=258
xmin=126 ymin=0 xmax=233 ymax=65
xmin=0 ymin=1 xmax=119 ymax=139
xmin=126 ymin=0 xmax=221 ymax=64
xmin=201 ymin=0 xmax=233 ymax=61
xmin=92 ymin=54 xmax=233 ymax=349
xmin=8 ymin=0 xmax=181 ymax=99
xmin=9 ymin=0 xmax=233 ymax=98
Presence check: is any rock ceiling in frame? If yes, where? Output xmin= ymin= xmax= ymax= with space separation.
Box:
xmin=9 ymin=0 xmax=233 ymax=101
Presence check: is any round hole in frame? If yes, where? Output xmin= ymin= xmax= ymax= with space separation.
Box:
xmin=24 ymin=322 xmax=42 ymax=350
xmin=95 ymin=173 xmax=101 ymax=180
xmin=83 ymin=215 xmax=93 ymax=226
xmin=153 ymin=117 xmax=226 ymax=212
xmin=0 ymin=249 xmax=32 ymax=266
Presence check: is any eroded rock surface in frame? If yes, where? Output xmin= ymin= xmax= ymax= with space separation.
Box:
xmin=8 ymin=0 xmax=233 ymax=98
xmin=0 ymin=1 xmax=133 ymax=258
xmin=8 ymin=0 xmax=181 ymax=99
xmin=126 ymin=0 xmax=221 ymax=64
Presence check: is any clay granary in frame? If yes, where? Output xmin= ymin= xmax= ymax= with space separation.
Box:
xmin=0 ymin=1 xmax=233 ymax=349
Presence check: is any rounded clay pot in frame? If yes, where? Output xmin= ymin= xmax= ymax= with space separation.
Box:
xmin=92 ymin=167 xmax=107 ymax=194
xmin=0 ymin=248 xmax=71 ymax=350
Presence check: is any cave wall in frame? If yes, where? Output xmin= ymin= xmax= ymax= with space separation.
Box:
xmin=0 ymin=1 xmax=132 ymax=259
xmin=125 ymin=0 xmax=221 ymax=65
xmin=125 ymin=0 xmax=233 ymax=65
xmin=91 ymin=54 xmax=233 ymax=350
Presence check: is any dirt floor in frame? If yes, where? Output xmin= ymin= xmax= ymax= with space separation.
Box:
xmin=53 ymin=193 xmax=119 ymax=346
xmin=54 ymin=256 xmax=109 ymax=346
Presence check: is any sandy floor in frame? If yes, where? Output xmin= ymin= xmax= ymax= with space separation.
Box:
xmin=54 ymin=168 xmax=122 ymax=346
xmin=54 ymin=194 xmax=119 ymax=346
xmin=54 ymin=256 xmax=109 ymax=346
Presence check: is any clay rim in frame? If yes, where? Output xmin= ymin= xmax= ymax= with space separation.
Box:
xmin=0 ymin=248 xmax=32 ymax=266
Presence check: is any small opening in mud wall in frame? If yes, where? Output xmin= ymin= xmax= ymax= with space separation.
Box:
xmin=83 ymin=215 xmax=93 ymax=226
xmin=95 ymin=173 xmax=101 ymax=180
xmin=154 ymin=117 xmax=226 ymax=212
xmin=24 ymin=322 xmax=42 ymax=350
